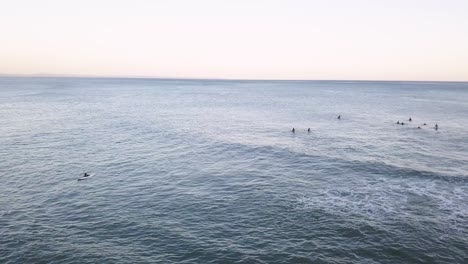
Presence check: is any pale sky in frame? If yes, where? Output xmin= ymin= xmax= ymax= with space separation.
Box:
xmin=1 ymin=0 xmax=468 ymax=81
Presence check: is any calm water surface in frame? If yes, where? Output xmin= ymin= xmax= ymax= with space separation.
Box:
xmin=0 ymin=78 xmax=467 ymax=263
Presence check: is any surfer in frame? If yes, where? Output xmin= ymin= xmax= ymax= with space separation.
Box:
xmin=337 ymin=115 xmax=341 ymax=119
xmin=83 ymin=172 xmax=90 ymax=177
xmin=397 ymin=121 xmax=400 ymax=124
xmin=409 ymin=117 xmax=412 ymax=122
xmin=307 ymin=128 xmax=311 ymax=133
xmin=291 ymin=128 xmax=295 ymax=133
xmin=423 ymin=123 xmax=427 ymax=126
xmin=435 ymin=124 xmax=439 ymax=130
xmin=417 ymin=126 xmax=421 ymax=129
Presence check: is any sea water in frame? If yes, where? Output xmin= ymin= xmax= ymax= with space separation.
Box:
xmin=0 ymin=78 xmax=467 ymax=263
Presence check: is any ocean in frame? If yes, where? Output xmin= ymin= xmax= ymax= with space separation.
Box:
xmin=0 ymin=77 xmax=467 ymax=263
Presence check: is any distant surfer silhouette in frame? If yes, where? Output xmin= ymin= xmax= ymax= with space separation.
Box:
xmin=409 ymin=117 xmax=412 ymax=122
xmin=337 ymin=115 xmax=341 ymax=119
xmin=291 ymin=128 xmax=295 ymax=133
xmin=307 ymin=128 xmax=311 ymax=133
xmin=435 ymin=124 xmax=439 ymax=130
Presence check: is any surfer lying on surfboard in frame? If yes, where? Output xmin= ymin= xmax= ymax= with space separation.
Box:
xmin=78 ymin=172 xmax=95 ymax=181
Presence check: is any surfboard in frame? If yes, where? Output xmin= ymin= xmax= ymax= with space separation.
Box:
xmin=77 ymin=173 xmax=95 ymax=181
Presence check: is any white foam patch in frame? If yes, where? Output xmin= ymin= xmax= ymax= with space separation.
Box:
xmin=294 ymin=176 xmax=468 ymax=236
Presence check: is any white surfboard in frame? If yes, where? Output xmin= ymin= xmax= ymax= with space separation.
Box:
xmin=77 ymin=173 xmax=95 ymax=181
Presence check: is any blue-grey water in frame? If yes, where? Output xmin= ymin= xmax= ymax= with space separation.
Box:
xmin=0 ymin=77 xmax=467 ymax=263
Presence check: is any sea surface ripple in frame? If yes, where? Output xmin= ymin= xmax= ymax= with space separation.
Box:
xmin=0 ymin=78 xmax=467 ymax=263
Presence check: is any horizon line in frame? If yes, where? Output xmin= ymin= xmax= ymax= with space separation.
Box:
xmin=0 ymin=73 xmax=467 ymax=83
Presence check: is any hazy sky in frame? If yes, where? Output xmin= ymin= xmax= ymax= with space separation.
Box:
xmin=1 ymin=0 xmax=468 ymax=80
